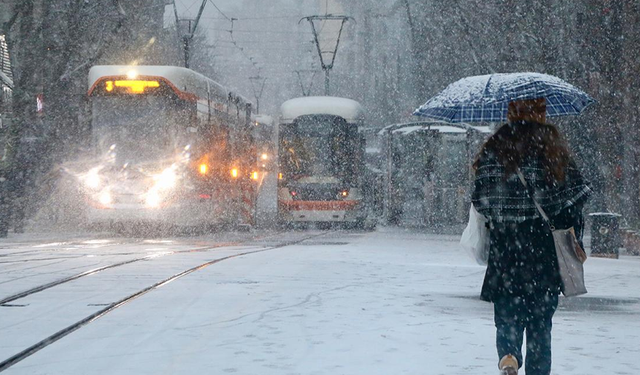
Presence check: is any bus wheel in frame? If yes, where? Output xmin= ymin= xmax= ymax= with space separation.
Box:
xmin=316 ymin=222 xmax=332 ymax=230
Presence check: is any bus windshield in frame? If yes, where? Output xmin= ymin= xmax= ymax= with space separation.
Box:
xmin=91 ymin=96 xmax=190 ymax=164
xmin=279 ymin=115 xmax=358 ymax=185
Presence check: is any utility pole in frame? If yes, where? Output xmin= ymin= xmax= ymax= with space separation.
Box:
xmin=173 ymin=0 xmax=207 ymax=68
xmin=249 ymin=75 xmax=266 ymax=114
xmin=300 ymin=14 xmax=353 ymax=96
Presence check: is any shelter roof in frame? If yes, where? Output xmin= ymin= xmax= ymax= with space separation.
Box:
xmin=378 ymin=121 xmax=474 ymax=136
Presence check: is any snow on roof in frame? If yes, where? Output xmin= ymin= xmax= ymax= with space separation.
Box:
xmin=378 ymin=122 xmax=469 ymax=136
xmin=280 ymin=96 xmax=364 ymax=124
xmin=88 ymin=65 xmax=243 ymax=103
xmin=253 ymin=114 xmax=274 ymax=126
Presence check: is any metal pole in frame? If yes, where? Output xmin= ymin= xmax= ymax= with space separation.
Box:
xmin=324 ymin=68 xmax=330 ymax=95
xmin=299 ymin=15 xmax=354 ymax=97
xmin=175 ymin=0 xmax=207 ymax=68
xmin=183 ymin=36 xmax=190 ymax=68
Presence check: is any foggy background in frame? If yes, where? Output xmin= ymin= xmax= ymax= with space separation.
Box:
xmin=2 ymin=0 xmax=640 ymax=230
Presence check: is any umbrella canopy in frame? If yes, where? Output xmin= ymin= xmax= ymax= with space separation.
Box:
xmin=413 ymin=72 xmax=595 ymax=123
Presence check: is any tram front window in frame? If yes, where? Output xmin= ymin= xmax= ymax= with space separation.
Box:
xmin=91 ymin=96 xmax=189 ymax=164
xmin=280 ymin=116 xmax=357 ymax=184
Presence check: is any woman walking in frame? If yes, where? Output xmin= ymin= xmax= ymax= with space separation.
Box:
xmin=471 ymin=98 xmax=592 ymax=375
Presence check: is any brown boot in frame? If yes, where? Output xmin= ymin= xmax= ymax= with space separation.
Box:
xmin=499 ymin=354 xmax=518 ymax=375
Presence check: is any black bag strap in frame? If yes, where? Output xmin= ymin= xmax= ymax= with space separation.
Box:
xmin=516 ymin=168 xmax=555 ymax=230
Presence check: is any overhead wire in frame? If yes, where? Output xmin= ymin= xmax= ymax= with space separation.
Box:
xmin=176 ymin=0 xmax=198 ymax=14
xmin=207 ymin=0 xmax=231 ymax=21
xmin=204 ymin=0 xmax=322 ymax=93
xmin=200 ymin=27 xmax=313 ymax=35
xmin=199 ymin=15 xmax=309 ymax=20
xmin=207 ymin=0 xmax=263 ymax=75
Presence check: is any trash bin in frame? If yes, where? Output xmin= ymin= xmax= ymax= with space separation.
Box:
xmin=588 ymin=212 xmax=622 ymax=258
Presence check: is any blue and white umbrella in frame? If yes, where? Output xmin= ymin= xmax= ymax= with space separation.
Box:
xmin=413 ymin=72 xmax=595 ymax=123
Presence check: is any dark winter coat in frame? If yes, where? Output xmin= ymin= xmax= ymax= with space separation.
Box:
xmin=472 ymin=151 xmax=591 ymax=302
xmin=471 ymin=149 xmax=591 ymax=223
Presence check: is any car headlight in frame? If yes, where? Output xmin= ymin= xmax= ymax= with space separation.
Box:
xmin=153 ymin=166 xmax=177 ymax=190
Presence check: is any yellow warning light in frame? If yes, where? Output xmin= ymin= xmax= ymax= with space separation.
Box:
xmin=199 ymin=164 xmax=208 ymax=175
xmin=105 ymin=81 xmax=114 ymax=92
xmin=251 ymin=171 xmax=259 ymax=180
xmin=231 ymin=168 xmax=239 ymax=178
xmin=114 ymin=80 xmax=160 ymax=94
xmin=278 ymin=173 xmax=283 ymax=180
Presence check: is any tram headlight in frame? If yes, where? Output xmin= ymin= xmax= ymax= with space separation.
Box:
xmin=261 ymin=153 xmax=268 ymax=161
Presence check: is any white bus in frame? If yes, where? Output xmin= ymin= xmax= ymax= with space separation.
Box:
xmin=277 ymin=96 xmax=369 ymax=227
xmin=78 ymin=65 xmax=260 ymax=228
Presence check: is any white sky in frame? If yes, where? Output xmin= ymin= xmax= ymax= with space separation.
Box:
xmin=168 ymin=0 xmax=348 ymax=114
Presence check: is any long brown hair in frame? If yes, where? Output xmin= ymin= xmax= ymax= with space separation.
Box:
xmin=473 ymin=121 xmax=571 ymax=182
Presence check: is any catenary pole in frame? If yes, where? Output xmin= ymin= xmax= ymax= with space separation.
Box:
xmin=300 ymin=15 xmax=353 ymax=96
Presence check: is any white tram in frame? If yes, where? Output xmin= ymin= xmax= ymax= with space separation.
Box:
xmin=277 ymin=96 xmax=368 ymax=226
xmin=79 ymin=65 xmax=260 ymax=228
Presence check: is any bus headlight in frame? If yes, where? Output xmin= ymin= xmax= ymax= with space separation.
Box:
xmin=199 ymin=163 xmax=208 ymax=175
xmin=85 ymin=174 xmax=101 ymax=189
xmin=146 ymin=191 xmax=161 ymax=208
xmin=83 ymin=167 xmax=102 ymax=190
xmin=153 ymin=166 xmax=177 ymax=190
xmin=98 ymin=191 xmax=112 ymax=206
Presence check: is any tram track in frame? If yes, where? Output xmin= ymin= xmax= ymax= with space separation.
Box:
xmin=0 ymin=230 xmax=333 ymax=372
xmin=0 ymin=230 xmax=287 ymax=306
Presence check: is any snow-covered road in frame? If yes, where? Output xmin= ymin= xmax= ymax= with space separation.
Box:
xmin=1 ymin=228 xmax=639 ymax=374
